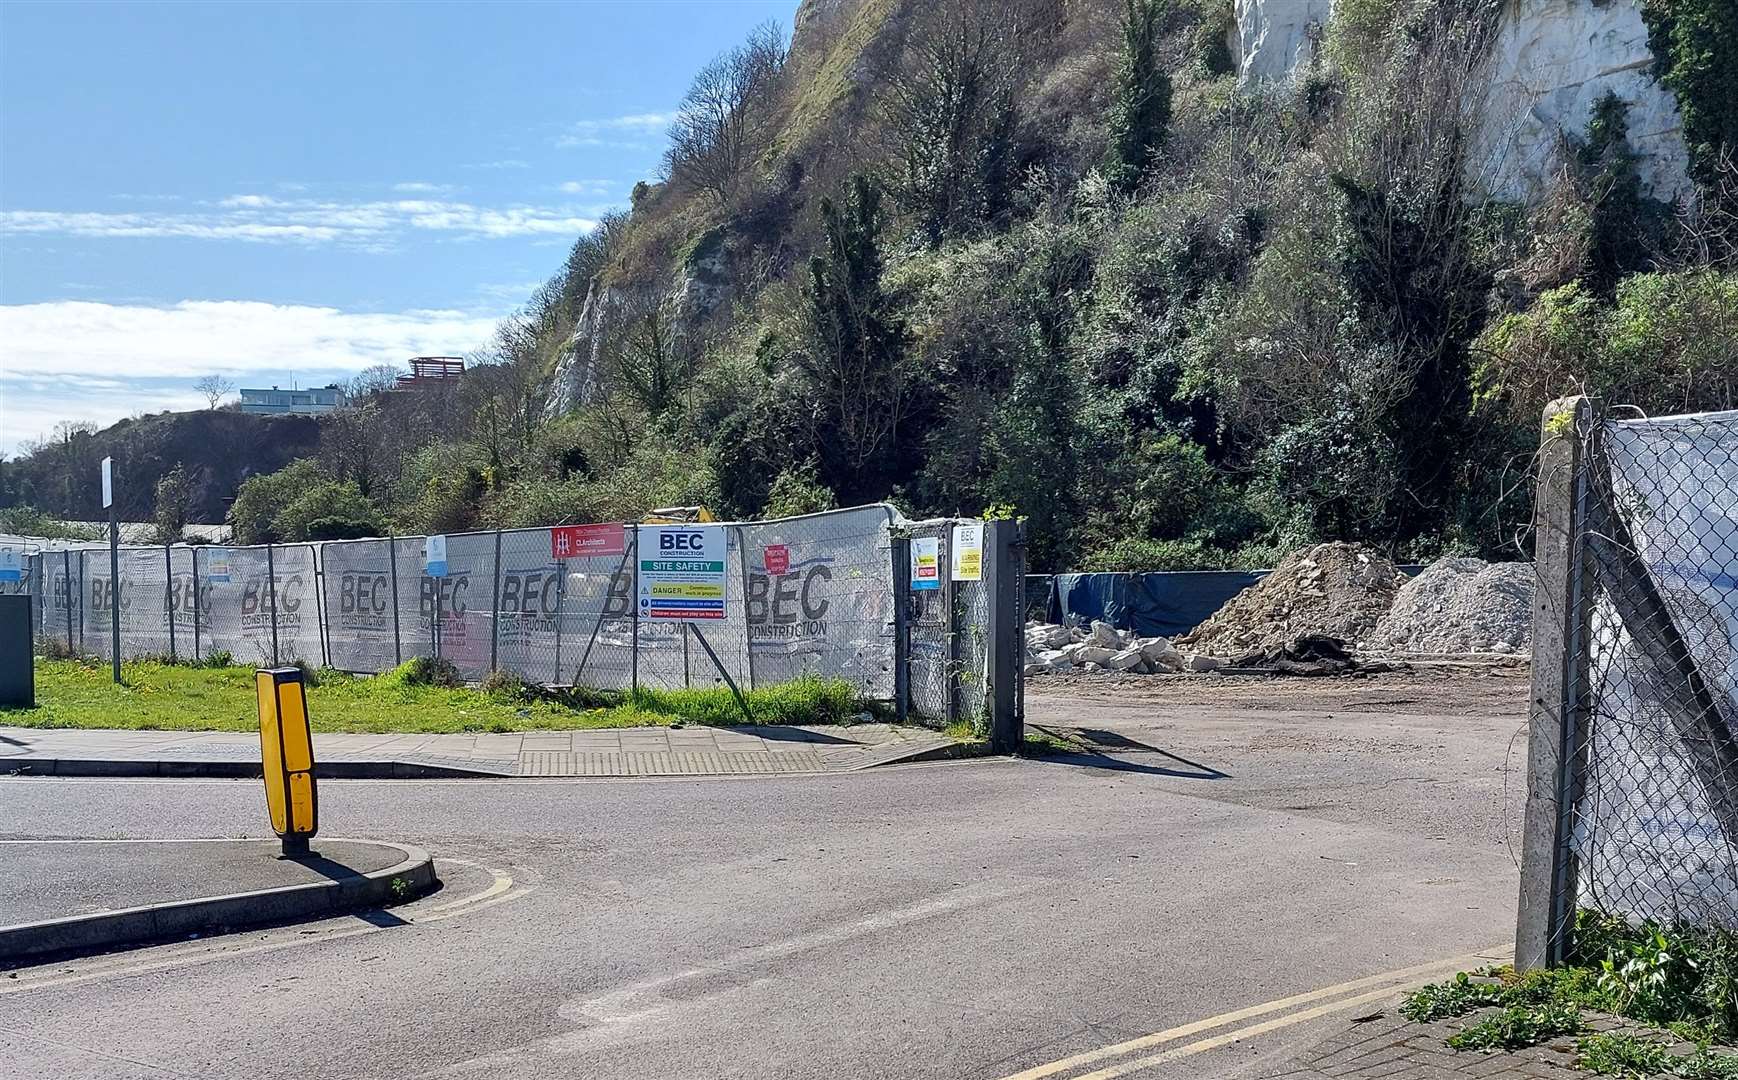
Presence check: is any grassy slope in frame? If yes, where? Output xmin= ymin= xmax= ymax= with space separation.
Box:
xmin=4 ymin=659 xmax=870 ymax=734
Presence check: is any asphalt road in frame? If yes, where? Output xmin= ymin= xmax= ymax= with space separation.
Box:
xmin=0 ymin=679 xmax=1527 ymax=1080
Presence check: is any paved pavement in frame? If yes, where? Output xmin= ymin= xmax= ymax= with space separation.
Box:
xmin=1266 ymin=1005 xmax=1668 ymax=1079
xmin=0 ymin=722 xmax=950 ymax=777
xmin=1 ymin=838 xmax=404 ymax=925
xmin=0 ymin=674 xmax=1529 ymax=1080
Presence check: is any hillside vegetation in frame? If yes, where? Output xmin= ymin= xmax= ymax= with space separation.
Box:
xmin=5 ymin=0 xmax=1735 ymax=572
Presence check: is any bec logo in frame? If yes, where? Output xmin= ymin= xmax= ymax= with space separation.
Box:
xmin=659 ymin=532 xmax=705 ymax=551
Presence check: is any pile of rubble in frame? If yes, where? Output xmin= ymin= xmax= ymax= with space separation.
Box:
xmin=1024 ymin=621 xmax=1224 ymax=677
xmin=1176 ymin=543 xmax=1408 ymax=658
xmin=1372 ymin=557 xmax=1534 ymax=654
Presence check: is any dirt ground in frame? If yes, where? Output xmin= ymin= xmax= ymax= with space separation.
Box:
xmin=1024 ymin=662 xmax=1533 ymax=850
xmin=1029 ymin=660 xmax=1528 ymax=720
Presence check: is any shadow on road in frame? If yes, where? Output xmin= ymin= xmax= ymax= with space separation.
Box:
xmin=1030 ymin=726 xmax=1229 ymax=779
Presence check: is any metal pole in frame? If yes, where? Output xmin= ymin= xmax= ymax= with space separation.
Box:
xmin=108 ymin=502 xmax=121 ymax=682
xmin=552 ymin=560 xmax=565 ymax=684
xmin=63 ymin=549 xmax=74 ymax=653
xmin=433 ymin=573 xmax=443 ymax=662
xmin=78 ymin=551 xmax=86 ymax=653
xmin=191 ymin=546 xmax=202 ymax=660
xmin=736 ymin=525 xmax=757 ymax=691
xmin=313 ymin=547 xmax=330 ymax=668
xmin=630 ymin=526 xmax=640 ymax=695
xmin=489 ymin=530 xmax=502 ymax=674
xmin=164 ymin=544 xmax=177 ymax=662
xmin=891 ymin=535 xmax=911 ymax=726
xmin=943 ymin=528 xmax=960 ymax=728
xmin=985 ymin=520 xmax=1024 ymax=753
xmin=388 ymin=537 xmax=402 ymax=666
xmin=266 ymin=541 xmax=279 ymax=666
xmin=689 ymin=626 xmax=751 ymax=723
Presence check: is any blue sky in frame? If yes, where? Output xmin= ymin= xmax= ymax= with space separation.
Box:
xmin=0 ymin=0 xmax=798 ymax=451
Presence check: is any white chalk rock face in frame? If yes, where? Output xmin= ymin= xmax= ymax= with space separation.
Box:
xmin=1476 ymin=0 xmax=1691 ymax=202
xmin=1233 ymin=0 xmax=1334 ymax=86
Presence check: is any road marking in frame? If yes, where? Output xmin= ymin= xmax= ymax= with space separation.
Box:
xmin=0 ymin=858 xmax=523 ymax=995
xmin=998 ymin=947 xmax=1505 ymax=1080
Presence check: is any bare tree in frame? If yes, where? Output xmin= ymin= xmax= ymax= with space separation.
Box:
xmin=346 ymin=363 xmax=404 ymax=400
xmin=665 ymin=21 xmax=788 ymax=205
xmin=193 ymin=374 xmax=234 ymax=409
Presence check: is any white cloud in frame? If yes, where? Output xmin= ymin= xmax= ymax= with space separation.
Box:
xmin=0 ymin=299 xmax=507 ymax=448
xmin=465 ymin=159 xmax=530 ymax=170
xmin=553 ymin=111 xmax=674 ymax=149
xmin=1 ymin=196 xmax=599 ymax=248
xmin=558 ymin=180 xmax=614 ymax=196
xmin=393 ymin=181 xmax=456 ymax=194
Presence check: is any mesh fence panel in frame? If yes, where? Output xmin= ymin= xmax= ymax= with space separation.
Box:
xmin=1573 ymin=410 xmax=1738 ymax=929
xmin=321 ymin=538 xmax=403 ymax=673
xmin=15 ymin=508 xmax=994 ymax=718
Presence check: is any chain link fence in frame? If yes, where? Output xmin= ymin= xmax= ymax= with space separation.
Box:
xmin=1521 ymin=401 xmax=1738 ymax=967
xmin=16 ymin=507 xmax=1016 ymax=731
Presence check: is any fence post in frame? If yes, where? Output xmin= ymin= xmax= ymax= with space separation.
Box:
xmin=631 ymin=526 xmax=640 ymax=695
xmin=312 ymin=546 xmax=330 ymax=668
xmin=63 ymin=550 xmax=74 ymax=653
xmin=944 ymin=529 xmax=961 ymax=728
xmin=191 ymin=546 xmax=202 ymax=660
xmin=388 ymin=537 xmax=403 ymax=667
xmin=1516 ymin=396 xmax=1595 ymax=971
xmin=164 ymin=544 xmax=177 ymax=662
xmin=265 ymin=541 xmax=280 ymax=666
xmin=737 ymin=525 xmax=757 ymax=691
xmin=984 ymin=520 xmax=1025 ymax=753
xmin=490 ymin=530 xmax=502 ymax=675
xmin=891 ymin=534 xmax=910 ymax=726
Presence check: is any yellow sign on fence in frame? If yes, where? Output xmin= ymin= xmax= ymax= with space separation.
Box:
xmin=256 ymin=666 xmax=317 ymax=855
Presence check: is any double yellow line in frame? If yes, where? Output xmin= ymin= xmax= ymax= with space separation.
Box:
xmin=1000 ymin=947 xmax=1509 ymax=1080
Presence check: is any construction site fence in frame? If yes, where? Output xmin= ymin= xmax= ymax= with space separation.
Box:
xmin=2 ymin=506 xmax=1023 ymax=732
xmin=1519 ymin=400 xmax=1738 ymax=968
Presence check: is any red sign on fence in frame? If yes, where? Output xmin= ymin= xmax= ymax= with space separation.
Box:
xmin=550 ymin=523 xmax=626 ymax=560
xmin=763 ymin=544 xmax=790 ymax=576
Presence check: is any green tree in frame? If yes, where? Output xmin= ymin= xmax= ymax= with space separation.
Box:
xmin=274 ymin=481 xmax=382 ymax=542
xmin=800 ymin=175 xmax=910 ymax=503
xmin=1576 ymin=92 xmax=1652 ymax=296
xmin=762 ymin=460 xmax=837 ymax=519
xmin=228 ymin=459 xmax=326 ymax=544
xmin=1103 ymin=0 xmax=1172 ymax=195
xmin=152 ymin=463 xmax=194 ymax=544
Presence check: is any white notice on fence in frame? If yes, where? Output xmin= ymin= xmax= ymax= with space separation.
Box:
xmin=950 ymin=523 xmax=983 ymax=581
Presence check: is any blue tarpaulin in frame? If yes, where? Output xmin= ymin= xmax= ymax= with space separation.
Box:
xmin=1037 ymin=565 xmax=1425 ymax=639
xmin=1044 ymin=571 xmax=1268 ymax=639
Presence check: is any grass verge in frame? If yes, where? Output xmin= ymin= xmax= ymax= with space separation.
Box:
xmin=4 ymin=657 xmax=876 ymax=734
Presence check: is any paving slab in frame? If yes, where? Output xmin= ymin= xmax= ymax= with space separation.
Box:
xmin=0 ymin=837 xmax=435 ymax=964
xmin=0 ymin=722 xmax=956 ymax=778
xmin=0 ymin=839 xmax=404 ymax=925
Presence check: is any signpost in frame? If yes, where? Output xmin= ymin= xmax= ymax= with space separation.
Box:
xmin=425 ymin=535 xmax=448 ymax=659
xmin=103 ymin=457 xmax=120 ymax=684
xmin=0 ymin=546 xmax=21 ymax=583
xmin=637 ymin=524 xmax=726 ymax=621
xmin=637 ymin=524 xmax=747 ymax=717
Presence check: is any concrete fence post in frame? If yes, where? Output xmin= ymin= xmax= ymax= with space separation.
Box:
xmin=984 ymin=520 xmax=1025 ymax=753
xmin=1516 ymin=396 xmax=1596 ymax=971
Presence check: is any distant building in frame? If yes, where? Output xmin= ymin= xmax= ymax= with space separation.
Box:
xmin=395 ymin=356 xmax=465 ymax=388
xmin=238 ymin=385 xmax=348 ymax=415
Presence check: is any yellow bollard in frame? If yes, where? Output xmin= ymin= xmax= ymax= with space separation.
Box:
xmin=256 ymin=666 xmax=318 ymax=859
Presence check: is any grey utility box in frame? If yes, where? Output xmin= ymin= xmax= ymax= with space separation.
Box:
xmin=0 ymin=595 xmax=33 ymax=707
